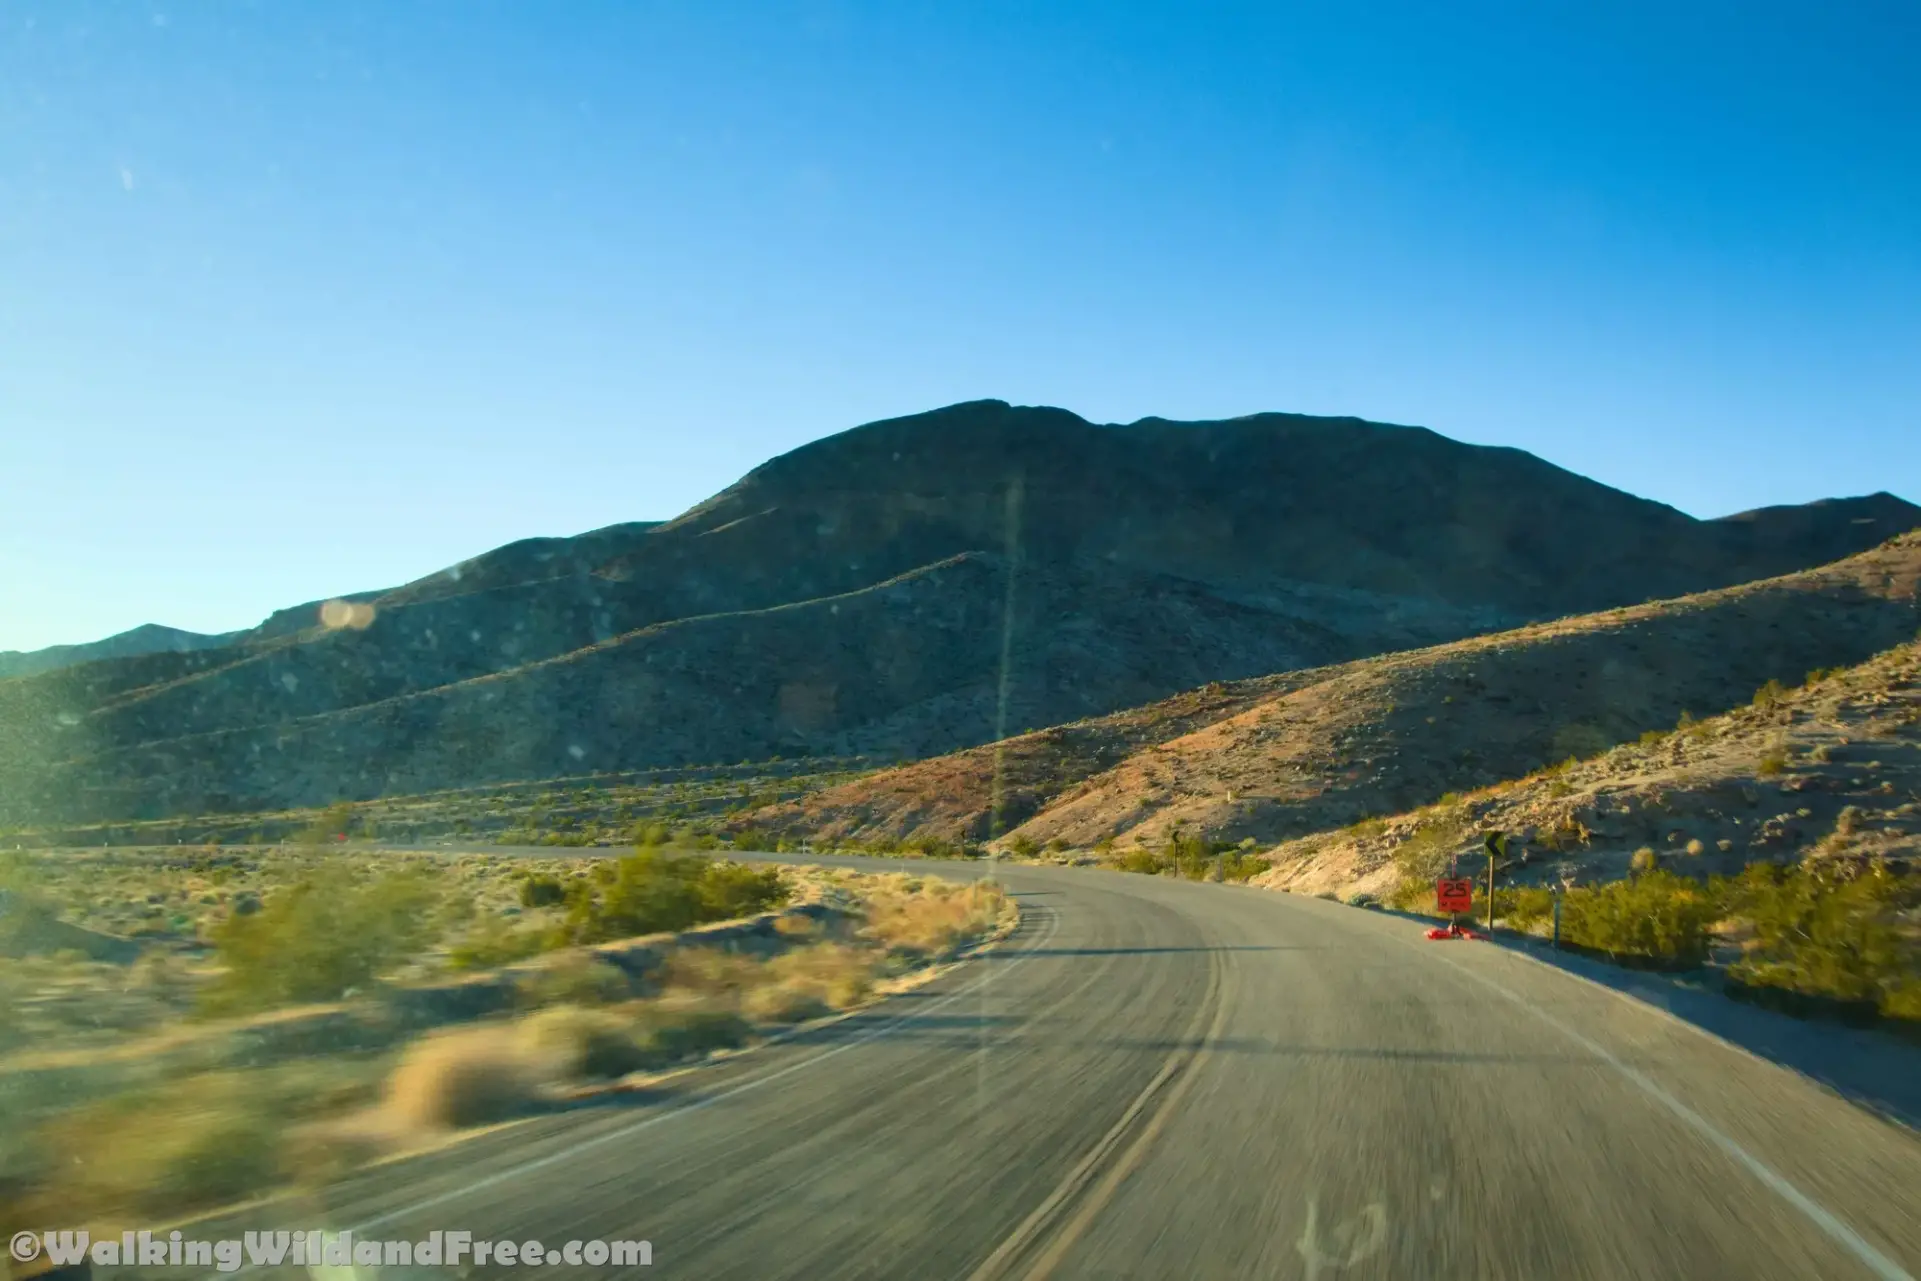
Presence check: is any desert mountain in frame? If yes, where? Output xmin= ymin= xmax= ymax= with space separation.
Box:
xmin=739 ymin=531 xmax=1921 ymax=849
xmin=1 ymin=401 xmax=1915 ymax=827
xmin=0 ymin=624 xmax=239 ymax=682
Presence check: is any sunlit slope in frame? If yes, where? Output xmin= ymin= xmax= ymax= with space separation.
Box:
xmin=737 ymin=532 xmax=1921 ymax=850
xmin=1258 ymin=633 xmax=1921 ymax=899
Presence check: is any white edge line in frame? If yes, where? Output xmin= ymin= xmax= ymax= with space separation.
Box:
xmin=1487 ymin=930 xmax=1916 ymax=1131
xmin=1427 ymin=948 xmax=1914 ymax=1281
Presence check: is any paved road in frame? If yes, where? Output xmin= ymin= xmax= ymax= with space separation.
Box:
xmin=218 ymin=856 xmax=1921 ymax=1279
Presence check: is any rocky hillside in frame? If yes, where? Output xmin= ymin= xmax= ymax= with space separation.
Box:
xmin=739 ymin=531 xmax=1921 ymax=849
xmin=1258 ymin=634 xmax=1921 ymax=900
xmin=3 ymin=401 xmax=1915 ymax=827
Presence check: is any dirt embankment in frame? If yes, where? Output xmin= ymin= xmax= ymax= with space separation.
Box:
xmin=1258 ymin=638 xmax=1921 ymax=899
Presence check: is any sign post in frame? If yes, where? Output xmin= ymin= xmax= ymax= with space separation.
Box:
xmin=1482 ymin=831 xmax=1508 ymax=932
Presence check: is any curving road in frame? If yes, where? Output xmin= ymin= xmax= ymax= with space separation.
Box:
xmin=209 ymin=856 xmax=1921 ymax=1280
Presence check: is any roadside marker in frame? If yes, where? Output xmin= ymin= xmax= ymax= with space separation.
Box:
xmin=1430 ymin=849 xmax=1484 ymax=940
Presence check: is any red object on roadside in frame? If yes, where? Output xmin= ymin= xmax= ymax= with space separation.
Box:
xmin=1425 ymin=921 xmax=1483 ymax=941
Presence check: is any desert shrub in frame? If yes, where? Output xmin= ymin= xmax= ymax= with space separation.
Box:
xmin=742 ymin=984 xmax=833 ymax=1024
xmin=696 ymin=860 xmax=787 ymax=919
xmin=1344 ymin=816 xmax=1388 ymax=839
xmin=552 ymin=851 xmax=786 ymax=945
xmin=633 ymin=1002 xmax=752 ymax=1064
xmin=762 ymin=942 xmax=873 ymax=1011
xmin=1559 ymin=871 xmax=1719 ymax=966
xmin=25 ymin=1071 xmax=282 ymax=1217
xmin=1216 ymin=849 xmax=1268 ymax=882
xmin=1128 ymin=829 xmax=1258 ymax=881
xmin=518 ymin=951 xmax=636 ymax=1007
xmin=1484 ymin=886 xmax=1555 ymax=930
xmin=447 ymin=914 xmax=551 ymax=970
xmin=386 ymin=1026 xmax=544 ymax=1129
xmin=1757 ymin=753 xmax=1787 ymax=777
xmin=863 ymin=879 xmax=1008 ymax=958
xmin=516 ymin=1006 xmax=649 ymax=1079
xmin=659 ymin=946 xmax=764 ymax=1000
xmin=203 ymin=865 xmax=442 ymax=1012
xmin=1006 ymin=834 xmax=1040 ymax=858
xmin=1537 ymin=813 xmax=1593 ymax=853
xmin=518 ymin=874 xmax=566 ymax=908
xmin=1753 ymin=678 xmax=1788 ymax=709
xmin=901 ymin=833 xmax=966 ymax=859
xmin=1725 ymin=863 xmax=1920 ymax=1018
xmin=1630 ymin=847 xmax=1660 ymax=874
xmin=19 ymin=1060 xmax=386 ymax=1223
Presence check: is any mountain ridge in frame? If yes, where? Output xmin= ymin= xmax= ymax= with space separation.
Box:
xmin=2 ymin=400 xmax=1916 ymax=828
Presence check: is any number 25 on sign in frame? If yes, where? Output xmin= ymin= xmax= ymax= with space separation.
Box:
xmin=1435 ymin=877 xmax=1474 ymax=914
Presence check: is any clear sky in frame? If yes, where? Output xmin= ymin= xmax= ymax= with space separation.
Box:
xmin=2 ymin=1 xmax=1916 ymax=652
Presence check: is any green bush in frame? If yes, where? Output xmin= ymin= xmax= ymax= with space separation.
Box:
xmin=551 ymin=851 xmax=788 ymax=945
xmin=1110 ymin=830 xmax=1265 ymax=882
xmin=204 ymin=865 xmax=442 ymax=1011
xmin=1559 ymin=870 xmax=1718 ymax=966
xmin=1216 ymin=849 xmax=1268 ymax=882
xmin=1725 ymin=863 xmax=1919 ymax=1018
xmin=635 ymin=1005 xmax=752 ymax=1065
xmin=696 ymin=860 xmax=787 ymax=919
xmin=518 ymin=875 xmax=566 ymax=908
xmin=1476 ymin=885 xmax=1554 ymax=930
xmin=447 ymin=915 xmax=550 ymax=970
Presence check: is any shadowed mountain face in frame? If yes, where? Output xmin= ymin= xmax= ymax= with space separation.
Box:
xmin=2 ymin=400 xmax=1916 ymax=826
xmin=0 ymin=624 xmax=239 ymax=681
xmin=738 ymin=532 xmax=1921 ymax=852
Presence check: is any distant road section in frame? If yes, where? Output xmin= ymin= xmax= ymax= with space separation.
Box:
xmin=228 ymin=855 xmax=1920 ymax=1280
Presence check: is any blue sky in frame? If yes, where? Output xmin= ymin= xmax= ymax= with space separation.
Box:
xmin=2 ymin=1 xmax=1916 ymax=652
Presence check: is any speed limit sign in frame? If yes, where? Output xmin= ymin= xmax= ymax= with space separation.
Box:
xmin=1436 ymin=878 xmax=1474 ymax=914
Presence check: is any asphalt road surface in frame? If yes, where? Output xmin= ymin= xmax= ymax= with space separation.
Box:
xmin=200 ymin=855 xmax=1921 ymax=1280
